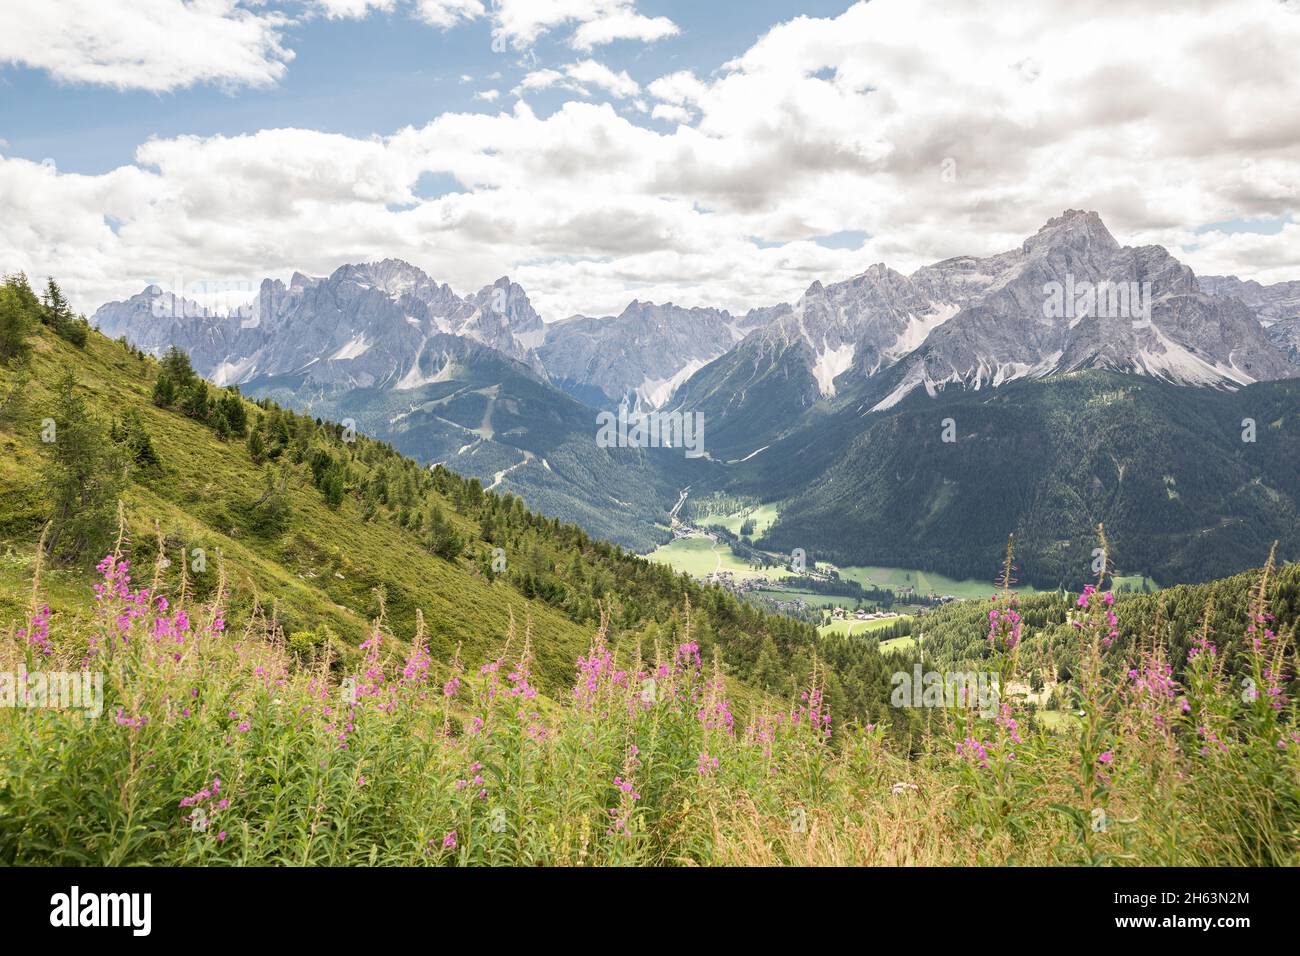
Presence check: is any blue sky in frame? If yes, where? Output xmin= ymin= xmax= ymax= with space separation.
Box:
xmin=1 ymin=0 xmax=1297 ymax=318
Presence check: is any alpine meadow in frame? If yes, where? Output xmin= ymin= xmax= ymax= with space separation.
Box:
xmin=1 ymin=0 xmax=1298 ymax=915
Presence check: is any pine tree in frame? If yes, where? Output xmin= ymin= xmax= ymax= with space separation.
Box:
xmin=212 ymin=405 xmax=231 ymax=441
xmin=115 ymin=408 xmax=162 ymax=471
xmin=41 ymin=371 xmax=127 ymax=562
xmin=247 ymin=427 xmax=267 ymax=464
xmin=323 ymin=469 xmax=345 ymax=509
xmin=160 ymin=345 xmax=197 ymax=387
xmin=151 ymin=373 xmax=177 ymax=407
xmin=0 ymin=277 xmax=36 ymax=364
xmin=218 ymin=390 xmax=247 ymax=436
xmin=41 ymin=278 xmax=71 ymax=325
xmin=180 ymin=379 xmax=210 ymax=420
xmin=427 ymin=503 xmax=462 ymax=560
xmin=39 ymin=278 xmax=89 ymax=346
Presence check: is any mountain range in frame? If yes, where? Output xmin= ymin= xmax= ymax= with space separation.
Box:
xmin=92 ymin=210 xmax=1300 ymax=587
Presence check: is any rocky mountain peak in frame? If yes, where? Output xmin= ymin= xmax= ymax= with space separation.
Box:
xmin=1023 ymin=209 xmax=1120 ymax=256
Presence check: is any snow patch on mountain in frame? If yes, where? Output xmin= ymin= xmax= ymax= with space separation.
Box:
xmin=211 ymin=355 xmax=259 ymax=387
xmin=638 ymin=357 xmax=713 ymax=408
xmin=869 ymin=362 xmax=927 ymax=412
xmin=885 ymin=303 xmax=959 ymax=361
xmin=1135 ymin=328 xmax=1254 ymax=387
xmin=330 ymin=335 xmax=371 ymax=361
xmin=812 ymin=341 xmax=855 ymax=397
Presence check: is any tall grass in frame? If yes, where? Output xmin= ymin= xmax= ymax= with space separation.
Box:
xmin=1 ymin=532 xmax=1296 ymax=866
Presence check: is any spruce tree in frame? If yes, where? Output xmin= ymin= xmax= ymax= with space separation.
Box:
xmin=41 ymin=371 xmax=127 ymax=562
xmin=0 ymin=277 xmax=35 ymax=364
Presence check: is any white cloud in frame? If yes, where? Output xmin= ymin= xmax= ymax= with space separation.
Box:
xmin=515 ymin=68 xmax=568 ymax=95
xmin=491 ymin=0 xmax=678 ymax=50
xmin=572 ymin=10 xmax=679 ymax=50
xmin=315 ymin=0 xmax=397 ymax=19
xmin=474 ymin=89 xmax=501 ymax=102
xmin=4 ymin=0 xmax=1300 ymax=322
xmin=564 ymin=59 xmax=640 ymax=98
xmin=514 ymin=61 xmax=638 ymax=100
xmin=414 ymin=0 xmax=486 ymax=29
xmin=647 ymin=70 xmax=707 ymax=106
xmin=651 ymin=104 xmax=692 ymax=124
xmin=0 ymin=0 xmax=294 ymax=92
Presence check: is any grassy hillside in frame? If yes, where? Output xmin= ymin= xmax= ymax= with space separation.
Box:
xmin=0 ymin=302 xmax=833 ymax=716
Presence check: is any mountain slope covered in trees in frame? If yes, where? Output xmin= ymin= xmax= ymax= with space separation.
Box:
xmin=734 ymin=370 xmax=1300 ymax=589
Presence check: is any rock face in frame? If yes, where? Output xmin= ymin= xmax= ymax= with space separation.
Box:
xmin=1199 ymin=274 xmax=1300 ymax=363
xmin=92 ymin=259 xmax=546 ymax=389
xmin=91 ymin=285 xmax=246 ymax=369
xmin=1198 ymin=275 xmax=1300 ymax=325
xmin=675 ymin=211 xmax=1297 ymax=432
xmin=93 ymin=213 xmax=1298 ymax=420
xmin=888 ymin=211 xmax=1298 ymax=405
xmin=447 ymin=277 xmax=547 ymax=374
xmin=539 ymin=301 xmax=772 ymax=408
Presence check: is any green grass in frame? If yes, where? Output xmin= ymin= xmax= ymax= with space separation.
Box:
xmin=1032 ymin=709 xmax=1080 ymax=731
xmin=818 ymin=616 xmax=912 ymax=638
xmin=646 ymin=535 xmax=797 ymax=582
xmin=704 ymin=502 xmax=781 ymax=538
xmin=4 ymin=556 xmax=1296 ymax=866
xmin=752 ymin=589 xmax=848 ymax=609
xmin=1112 ymin=574 xmax=1161 ymax=592
xmin=649 ymin=535 xmax=1026 ymax=606
xmin=877 ymin=635 xmax=917 ymax=653
xmin=0 ymin=333 xmax=593 ymax=689
xmin=836 ymin=564 xmax=1040 ymax=601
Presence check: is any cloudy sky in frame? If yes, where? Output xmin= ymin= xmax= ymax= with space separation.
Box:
xmin=1 ymin=0 xmax=1298 ymax=319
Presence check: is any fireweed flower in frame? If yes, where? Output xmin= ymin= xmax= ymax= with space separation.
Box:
xmin=987 ymin=596 xmax=1022 ymax=651
xmin=179 ymin=776 xmax=230 ymax=837
xmin=1127 ymin=647 xmax=1186 ymax=732
xmin=1187 ymin=632 xmax=1218 ymax=663
xmin=573 ymin=630 xmax=619 ymax=710
xmin=18 ymin=604 xmax=52 ymax=657
xmin=956 ymin=736 xmax=991 ymax=769
xmin=608 ymin=745 xmax=643 ymax=838
xmin=400 ymin=626 xmax=432 ymax=692
xmin=92 ymin=555 xmax=153 ymax=650
xmin=996 ymin=702 xmax=1022 ymax=745
xmin=1073 ymin=584 xmax=1120 ymax=647
xmin=115 ymin=707 xmax=146 ymax=730
xmin=1197 ymin=725 xmax=1230 ymax=756
xmin=789 ymin=684 xmax=832 ymax=741
xmin=696 ymin=662 xmax=735 ymax=736
xmin=357 ymin=629 xmax=390 ymax=705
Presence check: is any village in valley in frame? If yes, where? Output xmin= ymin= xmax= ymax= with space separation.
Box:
xmin=651 ymin=495 xmax=963 ymax=636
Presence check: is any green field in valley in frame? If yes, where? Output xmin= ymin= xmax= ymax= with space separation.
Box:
xmin=835 ymin=564 xmax=1039 ymax=601
xmin=646 ymin=534 xmax=799 ymax=582
xmin=817 ymin=615 xmax=912 ymax=638
xmin=704 ymin=502 xmax=781 ymax=538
